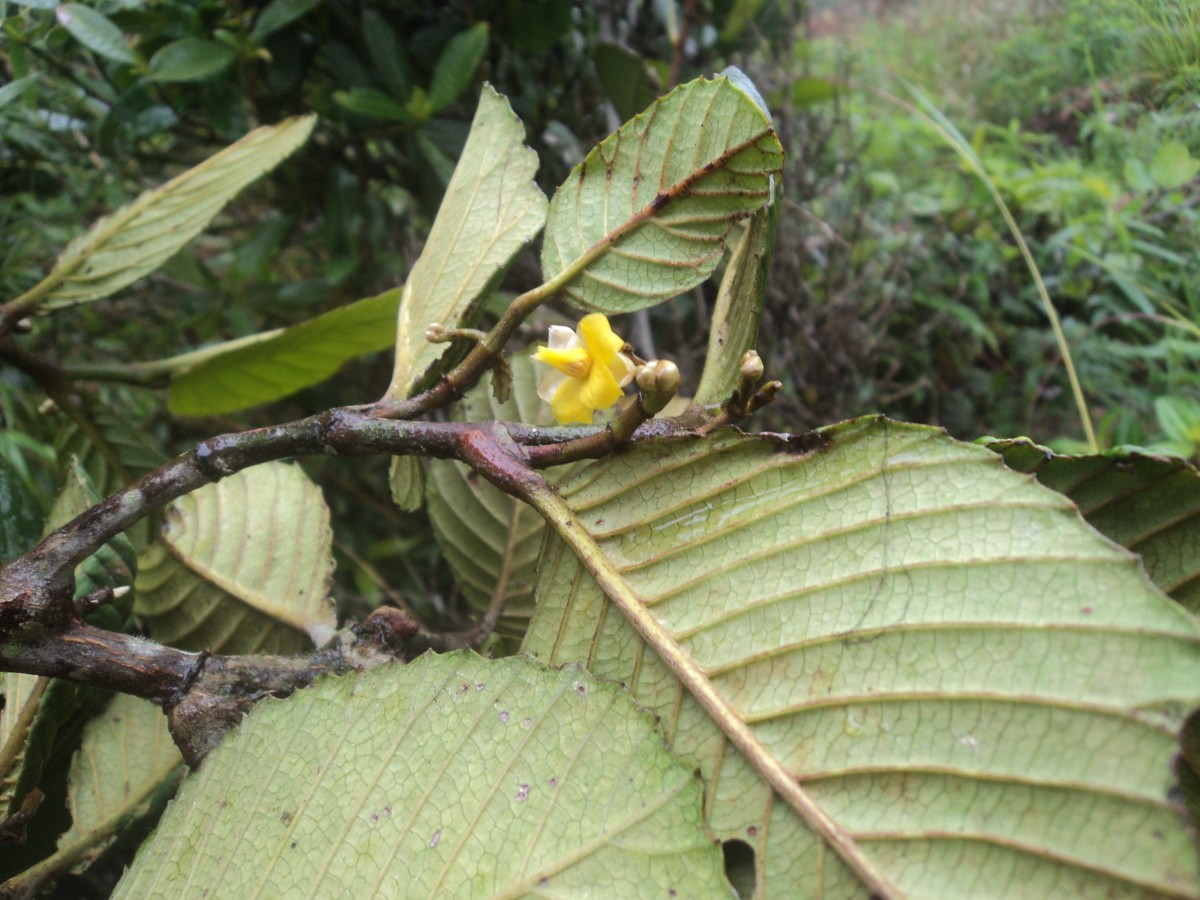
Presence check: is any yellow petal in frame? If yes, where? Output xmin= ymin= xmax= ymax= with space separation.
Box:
xmin=535 ymin=345 xmax=591 ymax=378
xmin=551 ymin=376 xmax=594 ymax=425
xmin=578 ymin=313 xmax=624 ymax=365
xmin=608 ymin=351 xmax=636 ymax=388
xmin=581 ymin=359 xmax=623 ymax=412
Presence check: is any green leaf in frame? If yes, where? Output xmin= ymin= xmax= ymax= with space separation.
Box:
xmin=693 ymin=186 xmax=778 ymax=406
xmin=541 ymin=70 xmax=783 ymax=314
xmin=33 ymin=115 xmax=315 ymax=311
xmin=991 ymin=437 xmax=1200 ymax=615
xmin=134 ymin=462 xmax=336 ymax=653
xmin=250 ymin=0 xmax=323 ymax=42
xmin=427 ymin=22 xmax=489 ymax=113
xmin=0 ymin=694 xmax=180 ymax=895
xmin=55 ymin=5 xmax=137 ymax=66
xmin=113 ymin=654 xmax=730 ymax=897
xmin=362 ymin=7 xmax=410 ymax=96
xmin=593 ymin=42 xmax=661 ymax=123
xmin=52 ymin=695 xmax=181 ymax=876
xmin=146 ymin=38 xmax=236 ymax=83
xmin=387 ymin=86 xmax=546 ymax=398
xmin=0 ymin=676 xmax=48 ymax=815
xmin=1150 ymin=141 xmax=1200 ymax=190
xmin=387 ymin=455 xmax=425 ymax=512
xmin=0 ymin=73 xmax=40 ymax=110
xmin=333 ymin=86 xmax=411 ymax=122
xmin=522 ymin=418 xmax=1200 ymax=896
xmin=2 ymin=459 xmax=132 ymax=829
xmin=425 ymin=354 xmax=583 ymax=639
xmin=166 ymin=287 xmax=401 ymax=416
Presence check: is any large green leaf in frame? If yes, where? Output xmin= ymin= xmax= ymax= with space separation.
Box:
xmin=7 ymin=694 xmax=184 ymax=891
xmin=387 ymin=85 xmax=546 ymax=399
xmin=991 ymin=438 xmax=1200 ymax=615
xmin=693 ymin=188 xmax=779 ymax=406
xmin=540 ymin=71 xmax=783 ymax=314
xmin=426 ymin=353 xmax=581 ymax=639
xmin=33 ymin=116 xmax=315 ymax=310
xmin=134 ymin=462 xmax=335 ymax=654
xmin=166 ymin=287 xmax=401 ymax=416
xmin=113 ymin=653 xmax=731 ymax=897
xmin=522 ymin=417 xmax=1200 ymax=896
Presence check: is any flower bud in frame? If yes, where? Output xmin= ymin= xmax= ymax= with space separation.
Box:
xmin=739 ymin=350 xmax=764 ymax=384
xmin=636 ymin=359 xmax=681 ymax=395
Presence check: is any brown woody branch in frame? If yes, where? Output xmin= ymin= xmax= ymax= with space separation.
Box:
xmin=0 ymin=385 xmax=681 ymax=764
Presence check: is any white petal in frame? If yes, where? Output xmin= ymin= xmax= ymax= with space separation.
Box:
xmin=614 ymin=352 xmax=637 ymax=388
xmin=537 ymin=369 xmax=565 ymax=403
xmin=547 ymin=325 xmax=581 ymax=351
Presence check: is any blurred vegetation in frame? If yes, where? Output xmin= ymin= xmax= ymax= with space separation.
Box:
xmin=758 ymin=0 xmax=1200 ymax=454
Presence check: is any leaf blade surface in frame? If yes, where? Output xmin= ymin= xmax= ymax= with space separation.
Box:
xmin=134 ymin=462 xmax=335 ymax=653
xmin=113 ymin=654 xmax=731 ymax=898
xmin=540 ymin=71 xmax=783 ymax=314
xmin=523 ymin=417 xmax=1200 ymax=896
xmin=388 ymin=86 xmax=546 ymax=398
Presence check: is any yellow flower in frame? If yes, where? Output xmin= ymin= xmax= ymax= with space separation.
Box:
xmin=534 ymin=313 xmax=636 ymax=424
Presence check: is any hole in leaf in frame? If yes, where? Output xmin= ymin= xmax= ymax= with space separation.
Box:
xmin=722 ymin=838 xmax=756 ymax=898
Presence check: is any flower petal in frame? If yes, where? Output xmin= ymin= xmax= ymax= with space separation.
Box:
xmin=609 ymin=351 xmax=637 ymax=388
xmin=535 ymin=345 xmax=592 ymax=378
xmin=537 ymin=368 xmax=565 ymax=403
xmin=581 ymin=359 xmax=623 ymax=412
xmin=546 ymin=324 xmax=581 ymax=351
xmin=578 ymin=313 xmax=624 ymax=365
xmin=551 ymin=376 xmax=594 ymax=424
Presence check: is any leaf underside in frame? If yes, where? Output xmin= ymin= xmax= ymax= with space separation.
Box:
xmin=693 ymin=193 xmax=778 ymax=407
xmin=134 ymin=462 xmax=335 ymax=654
xmin=426 ymin=353 xmax=583 ymax=638
xmin=992 ymin=438 xmax=1200 ymax=615
xmin=114 ymin=654 xmax=731 ymax=898
xmin=522 ymin=417 xmax=1200 ymax=897
xmin=389 ymin=85 xmax=547 ymax=398
xmin=59 ymin=693 xmax=182 ymax=869
xmin=41 ymin=116 xmax=315 ymax=309
xmin=541 ymin=73 xmax=784 ymax=314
